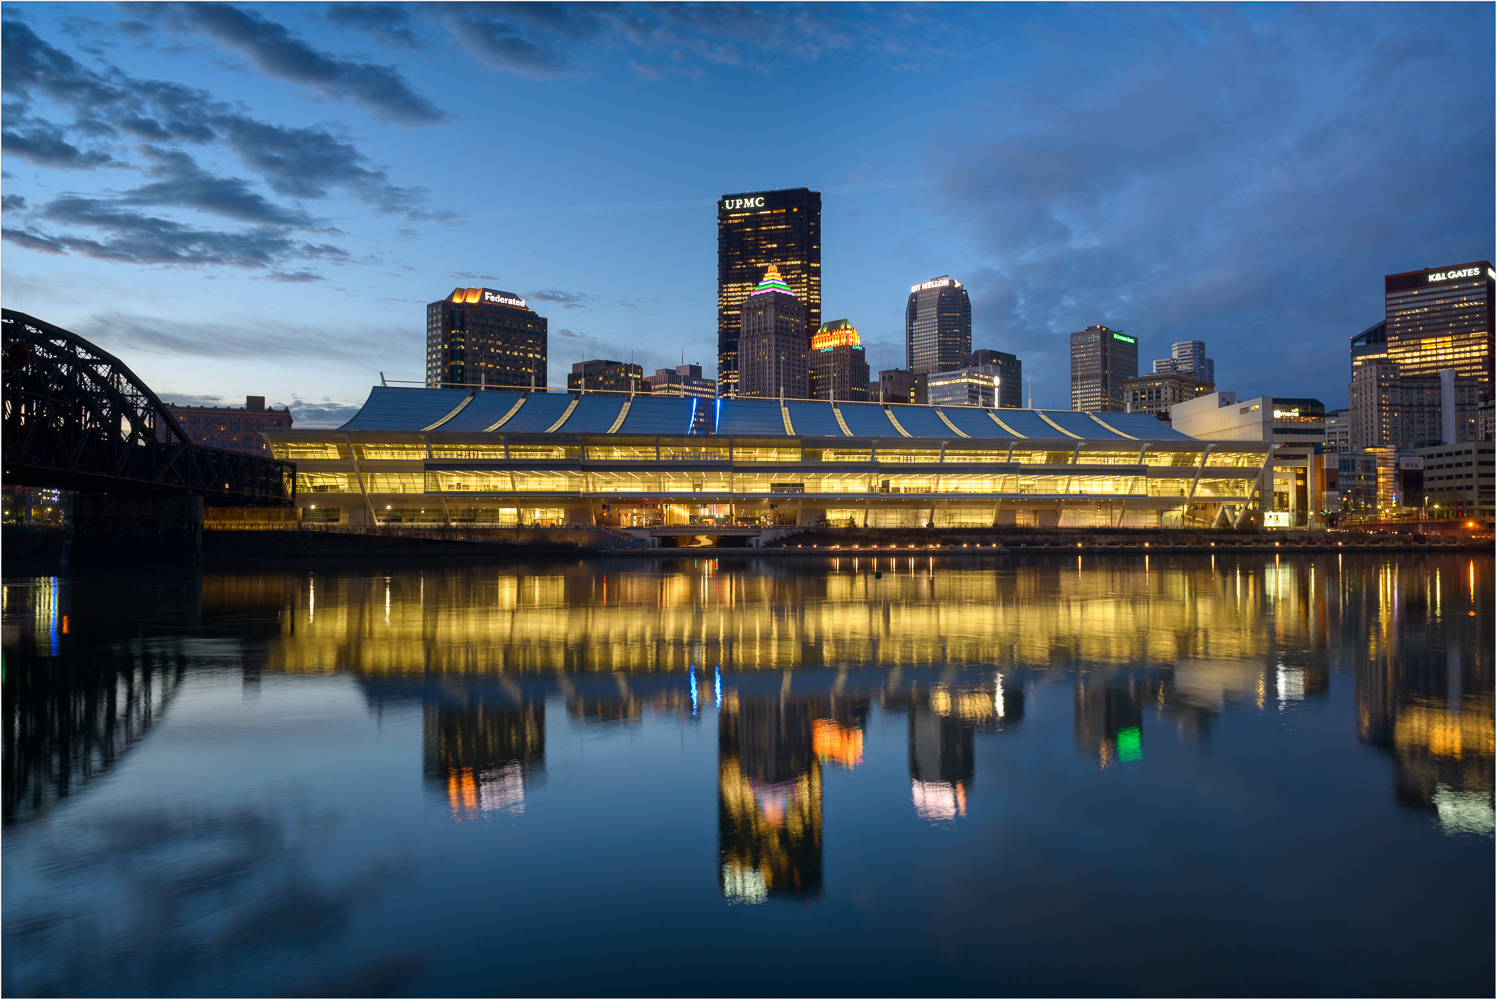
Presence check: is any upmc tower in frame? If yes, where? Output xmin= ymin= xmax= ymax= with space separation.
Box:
xmin=717 ymin=188 xmax=821 ymax=396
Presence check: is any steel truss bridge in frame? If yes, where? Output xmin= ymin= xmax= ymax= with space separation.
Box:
xmin=3 ymin=309 xmax=294 ymax=504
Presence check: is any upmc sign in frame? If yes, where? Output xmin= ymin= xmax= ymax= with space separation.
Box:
xmin=720 ymin=196 xmax=766 ymax=210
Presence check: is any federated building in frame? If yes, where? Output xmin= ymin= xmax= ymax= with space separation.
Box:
xmin=264 ymin=387 xmax=1272 ymax=531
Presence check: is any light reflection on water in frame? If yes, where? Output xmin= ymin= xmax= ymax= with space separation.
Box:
xmin=1 ymin=553 xmax=1492 ymax=997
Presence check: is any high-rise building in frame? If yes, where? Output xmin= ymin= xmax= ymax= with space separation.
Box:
xmin=1152 ymin=340 xmax=1214 ymax=384
xmin=739 ymin=266 xmax=809 ymax=399
xmin=717 ymin=188 xmax=821 ymax=396
xmin=644 ymin=364 xmax=716 ymax=400
xmin=1385 ymin=261 xmax=1494 ymax=382
xmin=164 ymin=395 xmax=293 ymax=457
xmin=1070 ymin=325 xmax=1138 ymax=413
xmin=1351 ymin=320 xmax=1387 ymax=374
xmin=1324 ymin=408 xmax=1351 ymax=454
xmin=426 ymin=287 xmax=547 ymax=390
xmin=809 ymin=320 xmax=870 ymax=401
xmin=568 ymin=359 xmax=646 ymax=393
xmin=876 ymin=369 xmax=926 ymax=405
xmin=1121 ymin=372 xmax=1213 ymax=418
xmin=926 ymin=368 xmax=995 ymax=408
xmin=906 ymin=276 xmax=971 ymax=375
xmin=966 ymin=349 xmax=1022 ymax=408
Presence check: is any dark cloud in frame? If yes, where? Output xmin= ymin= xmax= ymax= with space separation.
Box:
xmin=170 ymin=3 xmax=446 ymax=124
xmin=325 ymin=3 xmax=422 ymax=49
xmin=262 ymin=269 xmax=325 ymax=282
xmin=123 ymin=146 xmax=322 ymax=227
xmin=2 ymin=21 xmax=431 ymax=218
xmin=552 ymin=327 xmax=590 ymax=340
xmin=1 ymin=227 xmax=69 ymax=254
xmin=925 ymin=5 xmax=1495 ymax=403
xmin=213 ymin=115 xmax=424 ymax=213
xmin=2 ymin=193 xmax=28 ymax=211
xmin=19 ymin=196 xmax=351 ymax=268
xmin=1 ymin=120 xmax=113 ymax=168
xmin=527 ymin=288 xmax=598 ymax=309
xmin=286 ymin=398 xmax=363 ymax=428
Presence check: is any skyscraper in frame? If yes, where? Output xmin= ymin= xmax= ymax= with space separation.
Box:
xmin=717 ymin=188 xmax=821 ymax=396
xmin=966 ymin=349 xmax=1023 ymax=408
xmin=1151 ymin=340 xmax=1214 ymax=384
xmin=426 ymin=287 xmax=547 ymax=390
xmin=1385 ymin=261 xmax=1494 ymax=381
xmin=905 ymin=276 xmax=971 ymax=375
xmin=809 ymin=320 xmax=870 ymax=401
xmin=739 ymin=266 xmax=809 ymax=399
xmin=568 ymin=359 xmax=646 ymax=393
xmin=1350 ymin=320 xmax=1387 ymax=374
xmin=1070 ymin=325 xmax=1137 ymax=412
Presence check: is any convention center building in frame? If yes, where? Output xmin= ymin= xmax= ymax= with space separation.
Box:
xmin=262 ymin=388 xmax=1272 ymax=530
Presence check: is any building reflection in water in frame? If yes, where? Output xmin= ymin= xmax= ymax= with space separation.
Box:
xmin=424 ymin=695 xmax=545 ymax=821
xmin=718 ymin=691 xmax=823 ymax=903
xmin=5 ymin=554 xmax=1490 ymax=843
xmin=1354 ymin=559 xmax=1494 ymax=836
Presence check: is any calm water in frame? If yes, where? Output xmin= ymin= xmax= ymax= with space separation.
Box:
xmin=3 ymin=553 xmax=1492 ymax=997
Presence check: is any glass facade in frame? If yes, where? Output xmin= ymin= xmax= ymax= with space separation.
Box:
xmin=266 ymin=388 xmax=1269 ymax=530
xmin=717 ymin=190 xmax=821 ymax=396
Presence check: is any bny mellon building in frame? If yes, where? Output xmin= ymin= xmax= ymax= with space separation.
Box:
xmin=718 ymin=188 xmax=821 ymax=396
xmin=264 ymin=387 xmax=1270 ymax=530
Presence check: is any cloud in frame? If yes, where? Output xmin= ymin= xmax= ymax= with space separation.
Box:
xmin=2 ymin=193 xmax=28 ymax=211
xmin=123 ymin=146 xmax=322 ymax=227
xmin=552 ymin=327 xmax=591 ymax=340
xmin=169 ymin=3 xmax=446 ymax=124
xmin=527 ymin=288 xmax=598 ymax=309
xmin=286 ymin=397 xmax=364 ymax=428
xmin=262 ymin=269 xmax=325 ymax=282
xmin=923 ymin=5 xmax=1496 ymax=402
xmin=12 ymin=196 xmax=351 ymax=269
xmin=1 ymin=120 xmax=113 ymax=168
xmin=325 ymin=3 xmax=422 ymax=49
xmin=1 ymin=21 xmax=432 ymax=218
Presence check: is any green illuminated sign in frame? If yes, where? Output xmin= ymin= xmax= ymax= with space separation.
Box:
xmin=1112 ymin=333 xmax=1136 ymax=344
xmin=1116 ymin=726 xmax=1142 ymax=761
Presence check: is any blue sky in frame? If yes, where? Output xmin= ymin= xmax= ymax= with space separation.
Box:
xmin=2 ymin=2 xmax=1492 ymax=425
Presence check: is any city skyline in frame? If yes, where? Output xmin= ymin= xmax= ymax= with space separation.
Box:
xmin=1 ymin=3 xmax=1492 ymax=426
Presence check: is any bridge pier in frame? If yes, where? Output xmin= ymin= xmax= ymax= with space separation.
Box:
xmin=66 ymin=495 xmax=203 ymax=564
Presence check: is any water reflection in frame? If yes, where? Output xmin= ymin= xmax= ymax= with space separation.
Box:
xmin=2 ymin=554 xmax=1492 ymax=997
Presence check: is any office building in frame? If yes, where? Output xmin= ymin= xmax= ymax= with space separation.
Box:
xmin=1351 ymin=320 xmax=1387 ymax=374
xmin=877 ymin=369 xmax=926 ymax=405
xmin=1070 ymin=325 xmax=1138 ymax=413
xmin=426 ymin=286 xmax=547 ymax=390
xmin=1323 ymin=408 xmax=1351 ymax=454
xmin=1416 ymin=441 xmax=1495 ymax=520
xmin=1171 ymin=392 xmax=1325 ymax=527
xmin=164 ymin=395 xmax=293 ymax=456
xmin=1350 ymin=362 xmax=1483 ymax=453
xmin=927 ymin=368 xmax=995 ymax=408
xmin=967 ymin=350 xmax=1023 ymax=408
xmin=1152 ymin=340 xmax=1215 ymax=384
xmin=1121 ymin=372 xmax=1214 ymax=418
xmin=1385 ymin=261 xmax=1494 ymax=382
xmin=739 ymin=266 xmax=809 ymax=399
xmin=568 ymin=360 xmax=646 ymax=393
xmin=717 ymin=188 xmax=821 ymax=396
xmin=906 ymin=276 xmax=971 ymax=375
xmin=644 ymin=364 xmax=716 ymax=400
xmin=809 ymin=320 xmax=870 ymax=402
